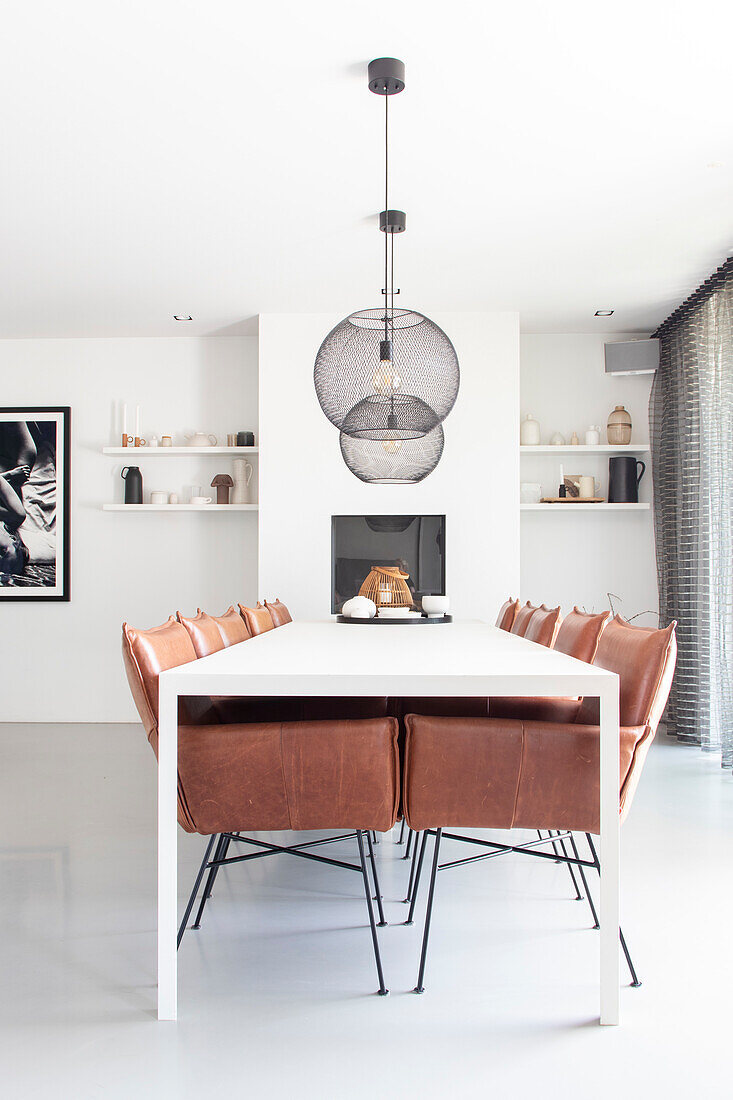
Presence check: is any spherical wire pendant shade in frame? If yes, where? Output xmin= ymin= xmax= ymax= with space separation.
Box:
xmin=339 ymin=423 xmax=444 ymax=485
xmin=314 ymin=308 xmax=459 ymax=438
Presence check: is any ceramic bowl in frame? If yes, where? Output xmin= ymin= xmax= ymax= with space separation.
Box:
xmin=422 ymin=595 xmax=450 ymax=617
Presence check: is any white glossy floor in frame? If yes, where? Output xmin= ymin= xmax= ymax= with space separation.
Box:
xmin=1 ymin=724 xmax=730 ymax=1099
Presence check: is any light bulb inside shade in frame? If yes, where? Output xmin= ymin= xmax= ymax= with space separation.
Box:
xmin=372 ymin=338 xmax=401 ymax=395
xmin=381 ymin=439 xmax=402 ymax=454
xmin=372 ymin=367 xmax=402 ymax=395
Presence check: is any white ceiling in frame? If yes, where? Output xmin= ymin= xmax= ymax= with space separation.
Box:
xmin=1 ymin=0 xmax=731 ymax=338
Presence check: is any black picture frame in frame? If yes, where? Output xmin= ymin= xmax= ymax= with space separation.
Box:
xmin=0 ymin=407 xmax=71 ymax=601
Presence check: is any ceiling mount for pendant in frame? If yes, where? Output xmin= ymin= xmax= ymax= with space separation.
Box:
xmin=367 ymin=57 xmax=405 ymax=95
xmin=380 ymin=209 xmax=406 ymax=233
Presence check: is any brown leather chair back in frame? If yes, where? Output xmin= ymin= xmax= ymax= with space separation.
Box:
xmin=176 ymin=717 xmax=401 ymax=836
xmin=575 ymin=615 xmax=678 ymax=728
xmin=265 ymin=598 xmax=292 ymax=627
xmin=510 ymin=602 xmax=538 ymax=637
xmin=554 ymin=607 xmax=609 ymax=663
xmin=524 ymin=605 xmax=561 ymax=648
xmin=122 ymin=617 xmax=197 ymax=741
xmin=495 ymin=597 xmax=520 ymax=631
xmin=177 ymin=610 xmax=226 ymax=659
xmin=211 ymin=606 xmax=251 ymax=645
xmin=239 ymin=602 xmax=275 ymax=636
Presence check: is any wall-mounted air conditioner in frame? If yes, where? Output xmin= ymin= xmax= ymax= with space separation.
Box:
xmin=604 ymin=339 xmax=659 ymax=376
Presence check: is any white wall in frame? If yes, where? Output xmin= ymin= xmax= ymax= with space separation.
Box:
xmin=520 ymin=334 xmax=658 ymax=622
xmin=1 ymin=337 xmax=258 ymax=722
xmin=258 ymin=313 xmax=520 ymax=624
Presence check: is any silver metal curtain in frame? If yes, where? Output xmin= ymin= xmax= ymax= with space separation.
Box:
xmin=650 ymin=258 xmax=733 ymax=767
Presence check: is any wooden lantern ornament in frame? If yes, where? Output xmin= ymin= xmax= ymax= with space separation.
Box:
xmin=359 ymin=566 xmax=412 ymax=608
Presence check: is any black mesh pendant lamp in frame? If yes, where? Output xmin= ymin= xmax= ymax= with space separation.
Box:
xmin=313 ymin=57 xmax=459 ymax=482
xmin=339 ymin=423 xmax=444 ymax=485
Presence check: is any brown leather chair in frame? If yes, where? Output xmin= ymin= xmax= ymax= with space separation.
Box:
xmin=510 ymin=601 xmax=539 ymax=637
xmin=402 ymin=615 xmax=677 ymax=992
xmin=555 ymin=607 xmax=611 ymax=663
xmin=495 ymin=597 xmax=520 ymax=631
xmin=489 ymin=607 xmax=608 ymax=722
xmin=239 ymin=602 xmax=275 ymax=636
xmin=265 ymin=598 xmax=292 ymax=627
xmin=177 ymin=610 xmax=226 ymax=659
xmin=122 ymin=617 xmax=400 ymax=993
xmin=523 ymin=604 xmax=561 ymax=648
xmin=212 ymin=605 xmax=251 ymax=645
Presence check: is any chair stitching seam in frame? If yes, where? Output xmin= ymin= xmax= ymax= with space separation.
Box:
xmin=511 ymin=721 xmax=526 ymax=829
xmin=279 ymin=723 xmax=293 ymax=830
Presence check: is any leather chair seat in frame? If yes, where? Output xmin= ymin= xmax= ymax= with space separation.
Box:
xmin=488 ymin=697 xmax=581 ymax=723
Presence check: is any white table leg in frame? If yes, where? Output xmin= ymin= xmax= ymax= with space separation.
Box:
xmin=158 ymin=677 xmax=178 ymax=1020
xmin=599 ymin=681 xmax=620 ymax=1025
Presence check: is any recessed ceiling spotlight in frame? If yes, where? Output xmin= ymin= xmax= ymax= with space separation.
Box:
xmin=173 ymin=314 xmax=192 ymax=321
xmin=595 ymin=309 xmax=614 ymax=317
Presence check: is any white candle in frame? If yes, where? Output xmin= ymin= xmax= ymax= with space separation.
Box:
xmin=122 ymin=402 xmax=127 ymax=435
xmin=135 ymin=404 xmax=140 ymax=438
xmin=560 ymin=462 xmax=564 ymax=487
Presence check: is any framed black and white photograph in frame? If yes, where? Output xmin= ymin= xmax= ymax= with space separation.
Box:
xmin=0 ymin=407 xmax=70 ymax=601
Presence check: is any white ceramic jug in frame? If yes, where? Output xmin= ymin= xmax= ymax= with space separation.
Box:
xmin=520 ymin=414 xmax=541 ymax=446
xmin=185 ymin=431 xmax=218 ymax=447
xmin=232 ymin=459 xmax=253 ymax=503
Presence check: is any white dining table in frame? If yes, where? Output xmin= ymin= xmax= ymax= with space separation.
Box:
xmin=157 ymin=619 xmax=620 ymax=1024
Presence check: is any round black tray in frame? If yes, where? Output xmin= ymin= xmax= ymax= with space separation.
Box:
xmin=336 ymin=614 xmax=453 ymax=625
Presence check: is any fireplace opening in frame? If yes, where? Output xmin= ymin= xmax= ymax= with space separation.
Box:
xmin=331 ymin=515 xmax=446 ymax=613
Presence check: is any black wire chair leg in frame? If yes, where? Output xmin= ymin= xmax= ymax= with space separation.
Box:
xmin=371 ymin=829 xmax=379 ymax=845
xmin=405 ymin=831 xmax=429 ymax=925
xmin=545 ymin=829 xmax=564 ymax=864
xmin=619 ymin=927 xmax=642 ymax=987
xmin=366 ymin=829 xmax=387 ymax=926
xmin=206 ymin=833 xmax=232 ymax=899
xmin=403 ymin=828 xmax=414 ymax=860
xmin=177 ymin=834 xmax=217 ymax=948
xmin=554 ymin=831 xmax=583 ymax=900
xmin=413 ymin=828 xmax=443 ymax=994
xmin=397 ymin=819 xmax=406 ymax=845
xmin=570 ymin=833 xmax=599 ymax=927
xmin=356 ymin=831 xmax=388 ymax=995
xmin=403 ymin=829 xmax=421 ymax=904
xmin=585 ymin=832 xmax=641 ymax=987
xmin=192 ymin=832 xmax=227 ymax=929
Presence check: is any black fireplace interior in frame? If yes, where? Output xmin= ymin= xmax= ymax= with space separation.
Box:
xmin=331 ymin=515 xmax=446 ymax=613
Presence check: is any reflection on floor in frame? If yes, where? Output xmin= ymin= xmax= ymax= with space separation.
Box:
xmin=0 ymin=724 xmax=730 ymax=1099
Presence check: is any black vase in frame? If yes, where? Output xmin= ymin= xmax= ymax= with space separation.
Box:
xmin=608 ymin=456 xmax=645 ymax=503
xmin=121 ymin=465 xmax=143 ymax=504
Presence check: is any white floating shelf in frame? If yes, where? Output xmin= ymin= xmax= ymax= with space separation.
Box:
xmin=103 ymin=446 xmax=258 ymax=455
xmin=103 ymin=504 xmax=258 ymax=512
xmin=521 ymin=503 xmax=650 ymax=512
xmin=520 ymin=444 xmax=650 ymax=454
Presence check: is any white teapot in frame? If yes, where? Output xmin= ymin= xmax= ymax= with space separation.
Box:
xmin=185 ymin=431 xmax=218 ymax=447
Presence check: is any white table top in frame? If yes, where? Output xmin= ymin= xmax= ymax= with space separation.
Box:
xmin=163 ymin=619 xmax=616 ymax=699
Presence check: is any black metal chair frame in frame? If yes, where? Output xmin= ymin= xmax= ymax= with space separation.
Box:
xmin=177 ymin=828 xmax=389 ymax=994
xmin=404 ymin=828 xmax=641 ymax=994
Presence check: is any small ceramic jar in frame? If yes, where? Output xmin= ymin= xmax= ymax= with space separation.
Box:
xmin=585 ymin=425 xmax=601 ymax=445
xmin=607 ymin=405 xmax=632 ymax=445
